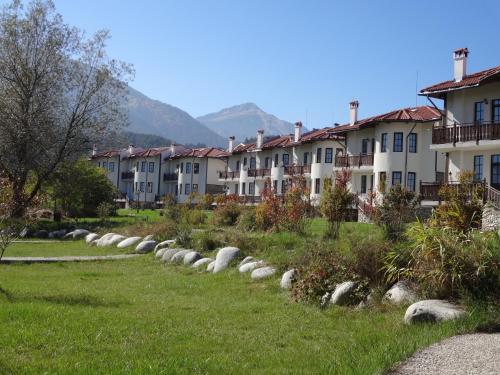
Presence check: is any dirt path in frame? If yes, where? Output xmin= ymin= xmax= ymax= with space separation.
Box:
xmin=0 ymin=254 xmax=143 ymax=264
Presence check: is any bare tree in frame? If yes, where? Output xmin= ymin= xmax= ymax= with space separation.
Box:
xmin=0 ymin=0 xmax=133 ymax=217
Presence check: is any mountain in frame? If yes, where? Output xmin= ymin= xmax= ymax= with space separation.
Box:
xmin=125 ymin=87 xmax=226 ymax=147
xmin=197 ymin=103 xmax=303 ymax=141
xmin=101 ymin=131 xmax=207 ymax=150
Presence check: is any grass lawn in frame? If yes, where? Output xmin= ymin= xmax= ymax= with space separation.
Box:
xmin=0 ymin=253 xmax=491 ymax=374
xmin=4 ymin=240 xmax=132 ymax=257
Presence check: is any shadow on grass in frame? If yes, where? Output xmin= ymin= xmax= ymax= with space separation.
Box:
xmin=0 ymin=286 xmax=127 ymax=308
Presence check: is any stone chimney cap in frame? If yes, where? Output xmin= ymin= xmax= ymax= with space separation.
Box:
xmin=257 ymin=129 xmax=264 ymax=134
xmin=229 ymin=136 xmax=235 ymax=140
xmin=295 ymin=121 xmax=303 ymax=127
xmin=349 ymin=100 xmax=359 ymax=108
xmin=454 ymin=48 xmax=469 ymax=57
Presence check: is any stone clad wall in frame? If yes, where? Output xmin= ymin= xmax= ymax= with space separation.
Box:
xmin=482 ymin=204 xmax=500 ymax=231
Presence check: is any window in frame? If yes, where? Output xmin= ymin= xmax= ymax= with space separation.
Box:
xmin=265 ymin=157 xmax=270 ymax=169
xmin=474 ymin=101 xmax=484 ymax=124
xmin=381 ymin=133 xmax=388 ymax=152
xmin=185 ymin=183 xmax=191 ymax=195
xmin=361 ymin=175 xmax=367 ymax=194
xmin=325 ymin=148 xmax=333 ymax=163
xmin=273 ymin=180 xmax=278 ymax=193
xmin=361 ymin=139 xmax=369 ymax=155
xmin=241 ymin=182 xmax=246 ymax=195
xmin=148 ymin=162 xmax=155 ymax=173
xmin=274 ymin=154 xmax=279 ymax=167
xmin=179 ymin=183 xmax=182 ymax=194
xmin=281 ymin=180 xmax=286 ymax=194
xmin=491 ymin=154 xmax=500 ymax=189
xmin=180 ymin=163 xmax=183 ymax=173
xmin=249 ymin=182 xmax=255 ymax=195
xmin=379 ymin=172 xmax=387 ymax=193
xmin=243 ymin=157 xmax=247 ymax=167
xmin=316 ymin=148 xmax=322 ymax=163
xmin=250 ymin=157 xmax=256 ymax=170
xmin=135 ymin=182 xmax=139 ymax=192
xmin=194 ymin=163 xmax=199 ymax=174
xmin=186 ymin=162 xmax=192 ymax=174
xmin=147 ymin=182 xmax=153 ymax=193
xmin=175 ymin=185 xmax=178 ymax=196
xmin=140 ymin=182 xmax=145 ymax=192
xmin=192 ymin=184 xmax=198 ymax=192
xmin=141 ymin=161 xmax=146 ymax=172
xmin=314 ymin=178 xmax=321 ymax=194
xmin=282 ymin=153 xmax=289 ymax=166
xmin=408 ymin=133 xmax=417 ymax=153
xmin=102 ymin=161 xmax=107 ymax=170
xmin=474 ymin=155 xmax=484 ymax=182
xmin=303 ymin=152 xmax=309 ymax=165
xmin=407 ymin=172 xmax=416 ymax=192
xmin=136 ymin=162 xmax=139 ymax=171
xmin=492 ymin=99 xmax=500 ymax=123
xmin=108 ymin=162 xmax=115 ymax=172
xmin=392 ymin=171 xmax=402 ymax=186
xmin=236 ymin=161 xmax=240 ymax=171
xmin=235 ymin=184 xmax=239 ymax=195
xmin=393 ymin=132 xmax=403 ymax=152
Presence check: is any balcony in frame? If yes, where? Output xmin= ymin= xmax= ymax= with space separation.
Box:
xmin=432 ymin=122 xmax=500 ymax=145
xmin=335 ymin=154 xmax=374 ymax=168
xmin=248 ymin=168 xmax=271 ymax=178
xmin=163 ymin=173 xmax=178 ymax=182
xmin=218 ymin=170 xmax=241 ymax=180
xmin=284 ymin=165 xmax=311 ymax=176
xmin=121 ymin=171 xmax=134 ymax=180
xmin=419 ymin=180 xmax=486 ymax=201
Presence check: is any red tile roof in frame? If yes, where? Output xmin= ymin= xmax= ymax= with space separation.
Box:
xmin=232 ymin=143 xmax=256 ymax=154
xmin=294 ymin=127 xmax=343 ymax=144
xmin=130 ymin=147 xmax=170 ymax=158
xmin=331 ymin=106 xmax=442 ymax=133
xmin=420 ymin=66 xmax=500 ymax=97
xmin=90 ymin=150 xmax=121 ymax=159
xmin=168 ymin=147 xmax=229 ymax=160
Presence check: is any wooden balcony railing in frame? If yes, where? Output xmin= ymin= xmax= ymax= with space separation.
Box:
xmin=121 ymin=171 xmax=134 ymax=180
xmin=248 ymin=168 xmax=271 ymax=178
xmin=432 ymin=122 xmax=500 ymax=145
xmin=218 ymin=170 xmax=241 ymax=180
xmin=163 ymin=173 xmax=178 ymax=182
xmin=419 ymin=180 xmax=487 ymax=202
xmin=284 ymin=165 xmax=311 ymax=175
xmin=335 ymin=154 xmax=374 ymax=168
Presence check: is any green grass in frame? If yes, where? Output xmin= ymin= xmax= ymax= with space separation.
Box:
xmin=4 ymin=240 xmax=132 ymax=257
xmin=0 ymin=254 xmax=491 ymax=374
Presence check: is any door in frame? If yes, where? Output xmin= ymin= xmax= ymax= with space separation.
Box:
xmin=491 ymin=154 xmax=500 ymax=190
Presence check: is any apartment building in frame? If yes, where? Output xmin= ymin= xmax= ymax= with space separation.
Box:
xmin=90 ymin=144 xmax=227 ymax=205
xmin=330 ymin=101 xmax=445 ymax=200
xmin=420 ymin=48 xmax=500 ymax=191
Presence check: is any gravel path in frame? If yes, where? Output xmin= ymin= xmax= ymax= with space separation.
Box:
xmin=391 ymin=333 xmax=500 ymax=375
xmin=0 ymin=254 xmax=143 ymax=264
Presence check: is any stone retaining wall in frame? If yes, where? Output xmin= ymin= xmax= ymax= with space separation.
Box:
xmin=482 ymin=204 xmax=500 ymax=231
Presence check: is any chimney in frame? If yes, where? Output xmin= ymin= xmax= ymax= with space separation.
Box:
xmin=256 ymin=129 xmax=264 ymax=149
xmin=128 ymin=144 xmax=135 ymax=154
xmin=170 ymin=142 xmax=176 ymax=154
xmin=349 ymin=100 xmax=359 ymax=126
xmin=454 ymin=48 xmax=469 ymax=82
xmin=228 ymin=136 xmax=235 ymax=153
xmin=92 ymin=144 xmax=97 ymax=156
xmin=294 ymin=122 xmax=302 ymax=142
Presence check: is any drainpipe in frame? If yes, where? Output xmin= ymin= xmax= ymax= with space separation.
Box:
xmin=404 ymin=122 xmax=418 ymax=189
xmin=157 ymin=154 xmax=162 ymax=199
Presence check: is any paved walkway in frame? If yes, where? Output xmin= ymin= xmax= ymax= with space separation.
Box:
xmin=391 ymin=333 xmax=500 ymax=374
xmin=0 ymin=254 xmax=142 ymax=264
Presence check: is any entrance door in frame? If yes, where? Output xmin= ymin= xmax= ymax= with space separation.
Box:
xmin=491 ymin=154 xmax=500 ymax=190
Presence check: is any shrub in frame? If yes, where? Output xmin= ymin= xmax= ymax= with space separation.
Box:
xmin=97 ymin=202 xmax=116 ymax=224
xmin=202 ymin=194 xmax=214 ymax=210
xmin=374 ymin=184 xmax=419 ymax=240
xmin=211 ymin=196 xmax=242 ymax=226
xmin=175 ymin=225 xmax=193 ymax=248
xmin=121 ymin=219 xmax=178 ymax=242
xmin=384 ymin=221 xmax=500 ymax=299
xmin=349 ymin=237 xmax=390 ymax=287
xmin=237 ymin=208 xmax=257 ymax=232
xmin=196 ymin=230 xmax=222 ymax=252
xmin=181 ymin=207 xmax=206 ymax=226
xmin=162 ymin=193 xmax=177 ymax=208
xmin=320 ymin=170 xmax=354 ymax=239
xmin=291 ymin=245 xmax=369 ymax=305
xmin=163 ymin=205 xmax=182 ymax=222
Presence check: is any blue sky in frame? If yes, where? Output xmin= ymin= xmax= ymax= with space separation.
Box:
xmin=43 ymin=1 xmax=500 ymax=127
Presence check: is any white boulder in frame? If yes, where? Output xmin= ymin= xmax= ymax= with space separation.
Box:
xmin=192 ymin=258 xmax=213 ymax=268
xmin=107 ymin=234 xmax=127 ymax=247
xmin=239 ymin=260 xmax=264 ymax=273
xmin=135 ymin=240 xmax=157 ymax=253
xmin=71 ymin=229 xmax=90 ymax=239
xmin=96 ymin=233 xmax=116 ymax=247
xmin=117 ymin=236 xmax=142 ymax=249
xmin=207 ymin=260 xmax=216 ymax=272
xmin=213 ymin=247 xmax=241 ymax=273
xmin=170 ymin=249 xmax=191 ymax=263
xmin=384 ymin=281 xmax=418 ymax=304
xmin=330 ymin=281 xmax=357 ymax=306
xmin=280 ymin=269 xmax=298 ymax=290
xmin=404 ymin=300 xmax=465 ymax=324
xmin=155 ymin=248 xmax=169 ymax=258
xmin=238 ymin=256 xmax=254 ymax=268
xmin=161 ymin=248 xmax=182 ymax=263
xmin=85 ymin=233 xmax=99 ymax=244
xmin=154 ymin=240 xmax=176 ymax=253
xmin=251 ymin=266 xmax=276 ymax=280
xmin=143 ymin=234 xmax=154 ymax=241
xmin=183 ymin=251 xmax=202 ymax=265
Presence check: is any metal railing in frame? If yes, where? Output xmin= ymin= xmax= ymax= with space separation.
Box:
xmin=432 ymin=122 xmax=500 ymax=144
xmin=335 ymin=154 xmax=374 ymax=168
xmin=284 ymin=165 xmax=311 ymax=175
xmin=163 ymin=173 xmax=178 ymax=181
xmin=218 ymin=170 xmax=241 ymax=179
xmin=248 ymin=168 xmax=271 ymax=178
xmin=419 ymin=180 xmax=487 ymax=202
xmin=121 ymin=171 xmax=134 ymax=180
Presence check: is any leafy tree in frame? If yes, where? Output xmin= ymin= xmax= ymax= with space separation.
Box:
xmin=0 ymin=0 xmax=132 ymax=217
xmin=49 ymin=160 xmax=117 ymax=218
xmin=320 ymin=170 xmax=354 ymax=239
xmin=374 ymin=184 xmax=419 ymax=240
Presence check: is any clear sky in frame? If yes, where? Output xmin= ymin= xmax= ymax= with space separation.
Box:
xmin=34 ymin=0 xmax=500 ymax=127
